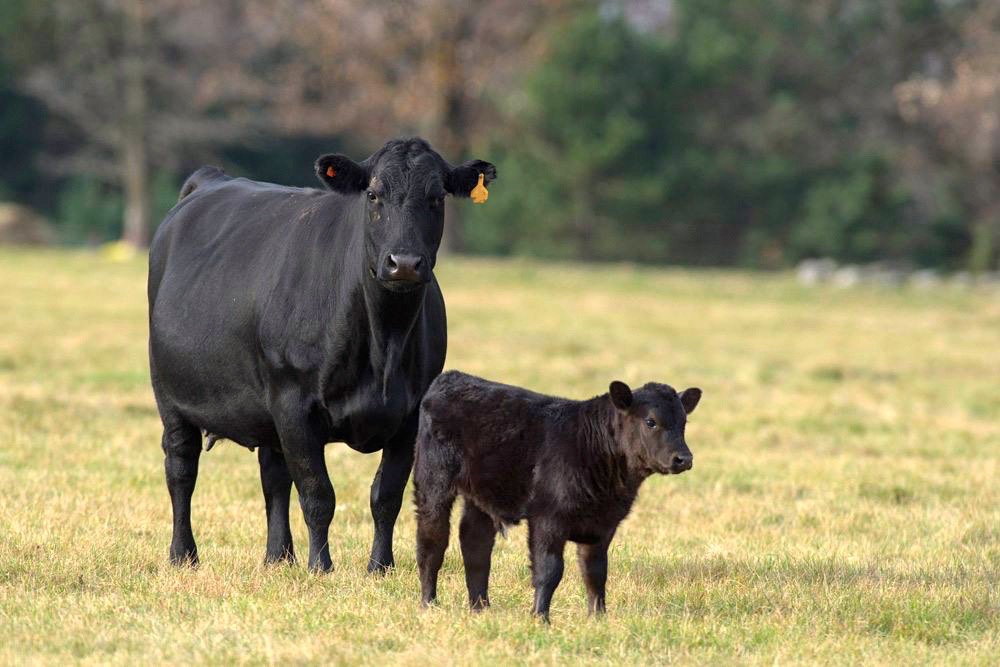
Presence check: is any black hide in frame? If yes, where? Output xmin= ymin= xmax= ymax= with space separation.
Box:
xmin=148 ymin=137 xmax=496 ymax=573
xmin=413 ymin=371 xmax=701 ymax=620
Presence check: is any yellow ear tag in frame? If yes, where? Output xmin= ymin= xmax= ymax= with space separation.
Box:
xmin=470 ymin=173 xmax=489 ymax=204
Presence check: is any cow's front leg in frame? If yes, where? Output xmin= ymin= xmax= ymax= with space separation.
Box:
xmin=368 ymin=423 xmax=416 ymax=574
xmin=277 ymin=411 xmax=335 ymax=573
xmin=258 ymin=446 xmax=295 ymax=564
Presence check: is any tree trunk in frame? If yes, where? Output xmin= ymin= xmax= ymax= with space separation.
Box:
xmin=121 ymin=0 xmax=150 ymax=248
xmin=432 ymin=12 xmax=473 ymax=255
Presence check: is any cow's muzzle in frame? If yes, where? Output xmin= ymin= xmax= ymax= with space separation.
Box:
xmin=378 ymin=253 xmax=430 ymax=287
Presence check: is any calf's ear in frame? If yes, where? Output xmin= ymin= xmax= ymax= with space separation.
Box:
xmin=609 ymin=381 xmax=633 ymax=411
xmin=680 ymin=387 xmax=702 ymax=414
xmin=315 ymin=154 xmax=369 ymax=193
xmin=447 ymin=159 xmax=497 ymax=197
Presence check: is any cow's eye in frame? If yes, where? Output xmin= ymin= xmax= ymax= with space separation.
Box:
xmin=429 ymin=196 xmax=443 ymax=208
xmin=645 ymin=418 xmax=657 ymax=429
xmin=367 ymin=191 xmax=378 ymax=203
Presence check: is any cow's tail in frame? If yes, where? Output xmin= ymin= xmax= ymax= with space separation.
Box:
xmin=178 ymin=165 xmax=226 ymax=201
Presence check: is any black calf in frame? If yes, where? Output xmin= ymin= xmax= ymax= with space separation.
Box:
xmin=413 ymin=371 xmax=702 ymax=621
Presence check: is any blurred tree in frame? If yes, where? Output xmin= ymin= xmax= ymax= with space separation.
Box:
xmin=896 ymin=1 xmax=1000 ymax=271
xmin=12 ymin=0 xmax=576 ymax=249
xmin=294 ymin=0 xmax=578 ymax=252
xmin=468 ymin=0 xmax=976 ymax=268
xmin=1 ymin=0 xmax=992 ymax=269
xmin=15 ymin=0 xmax=288 ymax=247
xmin=466 ymin=11 xmax=680 ymax=261
xmin=0 ymin=0 xmax=48 ymax=208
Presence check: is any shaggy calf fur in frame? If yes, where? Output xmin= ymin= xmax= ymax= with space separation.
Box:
xmin=414 ymin=371 xmax=701 ymax=621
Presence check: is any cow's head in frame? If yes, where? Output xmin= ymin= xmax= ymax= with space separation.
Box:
xmin=315 ymin=137 xmax=496 ymax=292
xmin=608 ymin=381 xmax=701 ymax=476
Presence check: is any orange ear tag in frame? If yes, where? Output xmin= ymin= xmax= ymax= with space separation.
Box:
xmin=470 ymin=173 xmax=488 ymax=204
xmin=326 ymin=166 xmax=337 ymax=177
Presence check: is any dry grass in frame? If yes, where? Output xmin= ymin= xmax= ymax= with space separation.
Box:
xmin=0 ymin=248 xmax=998 ymax=665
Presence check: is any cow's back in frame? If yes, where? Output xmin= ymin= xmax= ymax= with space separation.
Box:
xmin=148 ymin=171 xmax=349 ymax=446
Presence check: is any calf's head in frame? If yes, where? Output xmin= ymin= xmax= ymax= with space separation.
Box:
xmin=608 ymin=381 xmax=701 ymax=475
xmin=315 ymin=137 xmax=496 ymax=292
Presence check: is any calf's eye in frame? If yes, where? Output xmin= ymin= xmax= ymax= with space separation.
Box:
xmin=367 ymin=191 xmax=378 ymax=203
xmin=644 ymin=418 xmax=657 ymax=429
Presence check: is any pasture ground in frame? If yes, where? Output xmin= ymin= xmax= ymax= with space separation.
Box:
xmin=0 ymin=249 xmax=998 ymax=665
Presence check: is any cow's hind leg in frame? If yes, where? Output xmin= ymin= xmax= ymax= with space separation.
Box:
xmin=258 ymin=447 xmax=295 ymax=564
xmin=459 ymin=500 xmax=496 ymax=611
xmin=368 ymin=422 xmax=417 ymax=574
xmin=162 ymin=418 xmax=202 ymax=566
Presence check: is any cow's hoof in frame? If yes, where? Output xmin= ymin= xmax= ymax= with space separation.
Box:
xmin=367 ymin=559 xmax=394 ymax=575
xmin=307 ymin=559 xmax=333 ymax=574
xmin=169 ymin=549 xmax=199 ymax=568
xmin=264 ymin=547 xmax=296 ymax=566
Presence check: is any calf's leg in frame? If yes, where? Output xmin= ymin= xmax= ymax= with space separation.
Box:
xmin=577 ymin=533 xmax=614 ymax=615
xmin=258 ymin=446 xmax=295 ymax=564
xmin=368 ymin=427 xmax=416 ymax=574
xmin=162 ymin=419 xmax=202 ymax=566
xmin=459 ymin=500 xmax=496 ymax=611
xmin=529 ymin=520 xmax=566 ymax=622
xmin=414 ymin=485 xmax=456 ymax=607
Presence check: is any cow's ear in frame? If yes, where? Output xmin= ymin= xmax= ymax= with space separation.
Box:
xmin=680 ymin=387 xmax=702 ymax=414
xmin=315 ymin=154 xmax=369 ymax=193
xmin=446 ymin=159 xmax=497 ymax=197
xmin=609 ymin=381 xmax=633 ymax=411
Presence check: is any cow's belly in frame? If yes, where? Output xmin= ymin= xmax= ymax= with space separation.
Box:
xmin=325 ymin=372 xmax=420 ymax=453
xmin=150 ymin=313 xmax=277 ymax=448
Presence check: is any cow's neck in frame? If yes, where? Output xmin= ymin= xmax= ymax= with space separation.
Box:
xmin=360 ymin=275 xmax=426 ymax=399
xmin=335 ymin=209 xmax=427 ymax=401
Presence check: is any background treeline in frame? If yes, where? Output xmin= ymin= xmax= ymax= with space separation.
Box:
xmin=1 ymin=0 xmax=997 ymax=270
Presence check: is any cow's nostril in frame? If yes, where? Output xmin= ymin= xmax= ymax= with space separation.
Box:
xmin=383 ymin=254 xmax=425 ymax=282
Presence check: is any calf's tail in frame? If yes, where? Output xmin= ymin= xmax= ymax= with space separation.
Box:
xmin=412 ymin=410 xmax=461 ymax=518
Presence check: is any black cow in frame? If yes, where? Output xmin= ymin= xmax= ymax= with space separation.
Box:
xmin=413 ymin=371 xmax=701 ymax=621
xmin=148 ymin=138 xmax=496 ymax=573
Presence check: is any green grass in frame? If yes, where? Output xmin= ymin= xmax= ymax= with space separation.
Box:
xmin=1 ymin=248 xmax=998 ymax=665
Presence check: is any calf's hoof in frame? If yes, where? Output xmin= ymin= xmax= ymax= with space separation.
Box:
xmin=469 ymin=596 xmax=491 ymax=612
xmin=532 ymin=610 xmax=552 ymax=624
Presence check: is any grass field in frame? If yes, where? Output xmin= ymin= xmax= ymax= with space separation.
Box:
xmin=0 ymin=249 xmax=998 ymax=665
